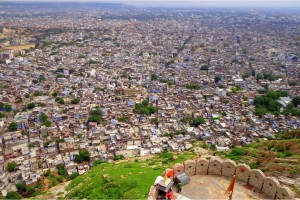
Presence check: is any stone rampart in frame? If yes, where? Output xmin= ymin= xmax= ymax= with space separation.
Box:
xmin=184 ymin=160 xmax=196 ymax=176
xmin=172 ymin=163 xmax=184 ymax=178
xmin=208 ymin=157 xmax=222 ymax=175
xmin=236 ymin=163 xmax=251 ymax=183
xmin=221 ymin=159 xmax=236 ymax=177
xmin=262 ymin=177 xmax=280 ymax=199
xmin=148 ymin=156 xmax=294 ymax=200
xmin=249 ymin=169 xmax=266 ymax=190
xmin=196 ymin=157 xmax=209 ymax=175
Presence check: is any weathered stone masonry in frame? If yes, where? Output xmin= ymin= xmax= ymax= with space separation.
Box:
xmin=148 ymin=156 xmax=294 ymax=200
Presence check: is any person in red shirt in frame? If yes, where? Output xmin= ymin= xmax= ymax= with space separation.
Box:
xmin=166 ymin=189 xmax=174 ymax=200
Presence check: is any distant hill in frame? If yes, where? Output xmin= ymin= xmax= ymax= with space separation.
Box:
xmin=0 ymin=2 xmax=133 ymax=10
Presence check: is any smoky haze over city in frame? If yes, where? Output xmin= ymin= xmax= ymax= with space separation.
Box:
xmin=0 ymin=0 xmax=299 ymax=200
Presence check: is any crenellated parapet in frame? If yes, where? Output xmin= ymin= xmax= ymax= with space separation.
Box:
xmin=148 ymin=156 xmax=295 ymax=200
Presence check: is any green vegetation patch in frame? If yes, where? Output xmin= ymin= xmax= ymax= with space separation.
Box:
xmin=65 ymin=151 xmax=195 ymax=199
xmin=185 ymin=83 xmax=200 ymax=90
xmin=133 ymin=100 xmax=157 ymax=116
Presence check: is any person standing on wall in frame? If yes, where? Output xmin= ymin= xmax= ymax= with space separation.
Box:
xmin=177 ymin=182 xmax=182 ymax=194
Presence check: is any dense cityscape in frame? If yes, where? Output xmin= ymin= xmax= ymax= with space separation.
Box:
xmin=0 ymin=2 xmax=299 ymax=199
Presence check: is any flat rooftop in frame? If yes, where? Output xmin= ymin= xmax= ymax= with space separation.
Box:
xmin=173 ymin=175 xmax=270 ymax=200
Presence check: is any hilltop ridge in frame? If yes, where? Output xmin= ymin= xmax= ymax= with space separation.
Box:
xmin=32 ymin=138 xmax=300 ymax=199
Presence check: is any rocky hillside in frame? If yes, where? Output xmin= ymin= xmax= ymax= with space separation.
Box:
xmin=215 ymin=138 xmax=300 ymax=196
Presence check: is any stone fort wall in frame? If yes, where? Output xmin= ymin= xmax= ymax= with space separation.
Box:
xmin=148 ymin=156 xmax=294 ymax=200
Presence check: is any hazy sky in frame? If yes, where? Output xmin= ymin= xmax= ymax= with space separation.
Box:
xmin=1 ymin=0 xmax=300 ymax=7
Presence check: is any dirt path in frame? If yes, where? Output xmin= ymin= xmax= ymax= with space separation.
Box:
xmin=34 ymin=181 xmax=70 ymax=199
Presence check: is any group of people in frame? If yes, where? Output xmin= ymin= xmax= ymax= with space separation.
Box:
xmin=166 ymin=183 xmax=182 ymax=200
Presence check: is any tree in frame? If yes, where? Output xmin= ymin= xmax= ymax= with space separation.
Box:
xmin=70 ymin=172 xmax=79 ymax=180
xmin=90 ymin=108 xmax=102 ymax=115
xmin=289 ymin=80 xmax=299 ymax=86
xmin=114 ymin=155 xmax=125 ymax=161
xmin=71 ymin=98 xmax=80 ymax=104
xmin=39 ymin=112 xmax=48 ymax=123
xmin=151 ymin=117 xmax=158 ymax=125
xmin=43 ymin=120 xmax=52 ymax=127
xmin=211 ymin=144 xmax=217 ymax=151
xmin=27 ymin=102 xmax=35 ymax=109
xmin=88 ymin=115 xmax=102 ymax=124
xmin=254 ymin=106 xmax=266 ymax=117
xmin=256 ymin=73 xmax=263 ymax=80
xmin=4 ymin=191 xmax=21 ymax=199
xmin=16 ymin=182 xmax=26 ymax=194
xmin=117 ymin=116 xmax=127 ymax=122
xmin=74 ymin=150 xmax=90 ymax=163
xmin=4 ymin=104 xmax=12 ymax=112
xmin=190 ymin=118 xmax=205 ymax=127
xmin=133 ymin=101 xmax=158 ymax=116
xmin=44 ymin=140 xmax=52 ymax=148
xmin=7 ymin=162 xmax=18 ymax=172
xmin=55 ymin=97 xmax=64 ymax=104
xmin=56 ymin=164 xmax=68 ymax=177
xmin=151 ymin=74 xmax=158 ymax=81
xmin=292 ymin=96 xmax=300 ymax=107
xmin=8 ymin=122 xmax=18 ymax=132
xmin=56 ymin=68 xmax=64 ymax=73
xmin=185 ymin=84 xmax=200 ymax=90
xmin=39 ymin=75 xmax=46 ymax=81
xmin=231 ymin=87 xmax=237 ymax=93
xmin=0 ymin=112 xmax=6 ymax=118
xmin=214 ymin=75 xmax=221 ymax=83
xmin=200 ymin=65 xmax=209 ymax=70
xmin=266 ymin=90 xmax=287 ymax=99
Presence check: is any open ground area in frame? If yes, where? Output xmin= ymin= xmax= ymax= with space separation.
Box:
xmin=177 ymin=175 xmax=270 ymax=200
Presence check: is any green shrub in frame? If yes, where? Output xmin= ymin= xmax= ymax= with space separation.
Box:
xmin=70 ymin=172 xmax=79 ymax=180
xmin=200 ymin=143 xmax=208 ymax=149
xmin=16 ymin=181 xmax=26 ymax=194
xmin=7 ymin=162 xmax=17 ymax=172
xmin=114 ymin=155 xmax=125 ymax=161
xmin=71 ymin=98 xmax=80 ymax=104
xmin=210 ymin=144 xmax=216 ymax=151
xmin=44 ymin=170 xmax=51 ymax=177
xmin=92 ymin=160 xmax=105 ymax=167
xmin=5 ymin=191 xmax=21 ymax=199
xmin=283 ymin=151 xmax=293 ymax=157
xmin=117 ymin=116 xmax=127 ymax=122
xmin=56 ymin=175 xmax=64 ymax=183
xmin=185 ymin=83 xmax=200 ymax=90
xmin=190 ymin=118 xmax=205 ymax=127
xmin=56 ymin=164 xmax=68 ymax=177
xmin=8 ymin=122 xmax=18 ymax=132
xmin=74 ymin=150 xmax=90 ymax=163
xmin=290 ymin=169 xmax=297 ymax=176
xmin=27 ymin=102 xmax=35 ymax=109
